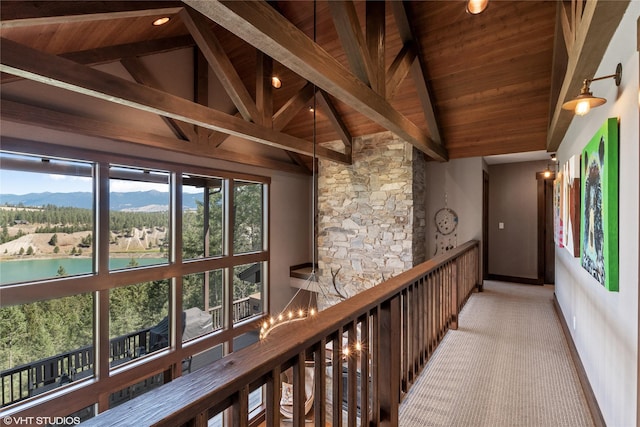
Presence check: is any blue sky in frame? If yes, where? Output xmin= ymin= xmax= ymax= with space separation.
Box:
xmin=0 ymin=169 xmax=93 ymax=195
xmin=1 ymin=152 xmax=208 ymax=196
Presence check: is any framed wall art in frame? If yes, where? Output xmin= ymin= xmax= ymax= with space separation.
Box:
xmin=554 ymin=171 xmax=564 ymax=248
xmin=563 ymin=155 xmax=581 ymax=257
xmin=580 ymin=117 xmax=619 ymax=291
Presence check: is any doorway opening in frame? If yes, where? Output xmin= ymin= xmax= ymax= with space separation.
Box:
xmin=536 ymin=171 xmax=556 ymax=284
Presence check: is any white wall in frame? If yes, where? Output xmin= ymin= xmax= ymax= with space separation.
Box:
xmin=425 ymin=157 xmax=483 ymax=258
xmin=555 ymin=4 xmax=639 ymax=426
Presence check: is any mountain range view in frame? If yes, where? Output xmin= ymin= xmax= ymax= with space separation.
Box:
xmin=0 ymin=190 xmax=201 ymax=212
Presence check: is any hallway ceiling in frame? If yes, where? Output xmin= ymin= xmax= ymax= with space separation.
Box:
xmin=0 ymin=1 xmax=629 ymax=173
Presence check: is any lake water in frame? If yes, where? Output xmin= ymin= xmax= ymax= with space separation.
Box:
xmin=0 ymin=257 xmax=166 ymax=285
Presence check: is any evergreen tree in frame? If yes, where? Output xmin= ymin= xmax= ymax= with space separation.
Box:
xmin=0 ymin=306 xmax=28 ymax=370
xmin=49 ymin=233 xmax=58 ymax=246
xmin=57 ymin=265 xmax=67 ymax=276
xmin=26 ymin=246 xmax=34 ymax=255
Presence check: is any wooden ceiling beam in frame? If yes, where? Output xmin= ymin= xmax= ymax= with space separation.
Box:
xmin=180 ymin=7 xmax=259 ymax=123
xmin=386 ymin=43 xmax=416 ymax=101
xmin=1 ymin=35 xmax=195 ymax=84
xmin=256 ymin=51 xmax=274 ymax=128
xmin=317 ymin=90 xmax=353 ymax=151
xmin=560 ymin=2 xmax=574 ymax=53
xmin=120 ymin=57 xmax=196 ymax=142
xmin=194 ymin=48 xmax=212 ymax=145
xmin=390 ymin=1 xmax=442 ymax=145
xmin=548 ymin=0 xmax=630 ymax=151
xmin=0 ymin=100 xmax=310 ymax=175
xmin=0 ymin=1 xmax=183 ymax=28
xmin=0 ymin=37 xmax=349 ymax=164
xmin=272 ymin=82 xmax=316 ymax=131
xmin=327 ymin=1 xmax=373 ymax=87
xmin=185 ymin=0 xmax=447 ymax=161
xmin=366 ymin=1 xmax=385 ymax=96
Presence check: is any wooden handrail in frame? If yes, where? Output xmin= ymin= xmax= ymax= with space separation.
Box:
xmin=83 ymin=240 xmax=480 ymax=426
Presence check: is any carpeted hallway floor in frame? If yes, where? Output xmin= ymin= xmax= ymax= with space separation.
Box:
xmin=399 ymin=280 xmax=595 ymax=427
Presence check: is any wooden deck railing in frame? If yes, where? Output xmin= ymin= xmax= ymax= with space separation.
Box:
xmin=82 ymin=240 xmax=480 ymax=427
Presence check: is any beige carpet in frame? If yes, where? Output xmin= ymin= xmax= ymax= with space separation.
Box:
xmin=399 ymin=281 xmax=595 ymax=427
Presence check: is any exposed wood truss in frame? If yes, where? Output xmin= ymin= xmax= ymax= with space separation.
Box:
xmin=0 ymin=99 xmax=310 ymax=175
xmin=180 ymin=6 xmax=259 ymax=123
xmin=0 ymin=37 xmax=349 ymax=164
xmin=391 ymin=1 xmax=441 ymax=144
xmin=0 ymin=1 xmax=183 ymax=28
xmin=184 ymin=0 xmax=448 ymax=161
xmin=547 ymin=0 xmax=630 ymax=151
xmin=1 ymin=1 xmax=568 ymax=165
xmin=1 ymin=35 xmax=195 ymax=84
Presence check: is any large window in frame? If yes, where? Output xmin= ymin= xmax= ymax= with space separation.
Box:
xmin=182 ymin=174 xmax=225 ymax=260
xmin=183 ymin=270 xmax=224 ymax=337
xmin=0 ymin=145 xmax=269 ymax=420
xmin=1 ymin=294 xmax=94 ymax=407
xmin=109 ymin=280 xmax=170 ymax=364
xmin=109 ymin=166 xmax=170 ymax=270
xmin=0 ymin=152 xmax=94 ymax=284
xmin=233 ymin=180 xmax=264 ymax=254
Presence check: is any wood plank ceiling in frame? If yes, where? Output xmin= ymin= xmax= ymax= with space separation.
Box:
xmin=0 ymin=1 xmax=561 ymax=174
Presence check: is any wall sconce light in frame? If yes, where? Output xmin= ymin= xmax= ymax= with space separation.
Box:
xmin=466 ymin=0 xmax=489 ymax=14
xmin=271 ymin=76 xmax=282 ymax=89
xmin=550 ymin=153 xmax=557 ymax=162
xmin=562 ymin=63 xmax=622 ymax=116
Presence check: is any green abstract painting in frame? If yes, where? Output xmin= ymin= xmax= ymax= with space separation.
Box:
xmin=580 ymin=117 xmax=619 ymax=291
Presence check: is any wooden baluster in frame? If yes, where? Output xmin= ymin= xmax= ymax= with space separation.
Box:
xmin=427 ymin=273 xmax=434 ymax=357
xmin=436 ymin=267 xmax=442 ymax=340
xmin=359 ymin=314 xmax=370 ymax=426
xmin=451 ymin=259 xmax=459 ymax=330
xmin=418 ymin=277 xmax=425 ymax=368
xmin=401 ymin=288 xmax=409 ymax=392
xmin=370 ymin=306 xmax=380 ymax=426
xmin=293 ymin=352 xmax=306 ymax=427
xmin=378 ymin=295 xmax=400 ymax=426
xmin=266 ymin=366 xmax=281 ymax=427
xmin=347 ymin=321 xmax=357 ymax=427
xmin=411 ymin=281 xmax=419 ymax=381
xmin=332 ymin=328 xmax=343 ymax=427
xmin=314 ymin=339 xmax=327 ymax=427
xmin=232 ymin=386 xmax=249 ymax=427
xmin=186 ymin=411 xmax=208 ymax=427
xmin=449 ymin=262 xmax=453 ymax=326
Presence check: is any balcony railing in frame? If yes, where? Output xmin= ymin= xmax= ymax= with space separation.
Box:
xmin=1 ymin=297 xmax=259 ymax=408
xmin=81 ymin=240 xmax=480 ymax=426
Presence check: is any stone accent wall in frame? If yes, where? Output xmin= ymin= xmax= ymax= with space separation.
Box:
xmin=317 ymin=131 xmax=426 ymax=309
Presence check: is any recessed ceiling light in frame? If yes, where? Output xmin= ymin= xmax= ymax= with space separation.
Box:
xmin=271 ymin=76 xmax=282 ymax=89
xmin=153 ymin=17 xmax=170 ymax=26
xmin=466 ymin=0 xmax=488 ymax=14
